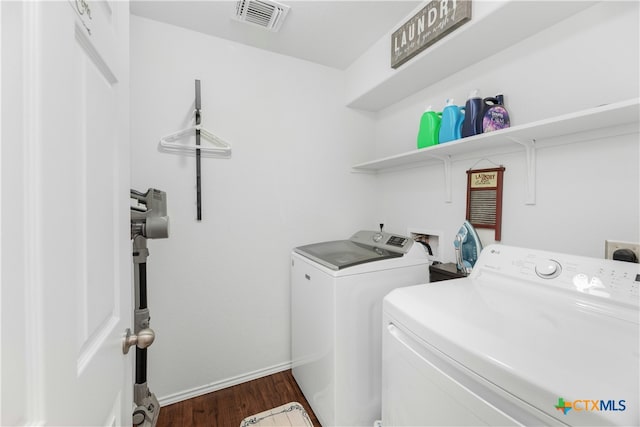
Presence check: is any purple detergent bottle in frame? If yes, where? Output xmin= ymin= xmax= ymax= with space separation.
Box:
xmin=482 ymin=94 xmax=511 ymax=132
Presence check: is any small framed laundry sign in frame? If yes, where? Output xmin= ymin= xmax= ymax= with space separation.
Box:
xmin=466 ymin=167 xmax=505 ymax=241
xmin=391 ymin=0 xmax=472 ymax=69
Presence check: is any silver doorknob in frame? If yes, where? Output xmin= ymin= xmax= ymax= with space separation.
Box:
xmin=123 ymin=328 xmax=155 ymax=354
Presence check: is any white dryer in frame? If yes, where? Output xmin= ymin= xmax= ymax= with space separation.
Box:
xmin=382 ymin=244 xmax=639 ymax=426
xmin=291 ymin=230 xmax=430 ymax=427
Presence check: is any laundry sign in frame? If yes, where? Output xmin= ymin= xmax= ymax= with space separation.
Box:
xmin=470 ymin=170 xmax=499 ymax=188
xmin=391 ymin=0 xmax=472 ymax=69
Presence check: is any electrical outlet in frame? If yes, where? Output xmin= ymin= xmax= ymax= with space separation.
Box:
xmin=604 ymin=240 xmax=640 ymax=261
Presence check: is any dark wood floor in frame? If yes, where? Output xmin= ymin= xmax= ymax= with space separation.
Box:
xmin=156 ymin=370 xmax=321 ymax=427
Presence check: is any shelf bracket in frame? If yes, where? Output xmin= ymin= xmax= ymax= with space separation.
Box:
xmin=430 ymin=154 xmax=452 ymax=203
xmin=508 ymin=137 xmax=536 ymax=205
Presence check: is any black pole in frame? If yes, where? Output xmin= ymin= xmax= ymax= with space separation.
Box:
xmin=139 ymin=262 xmax=147 ymax=309
xmin=136 ymin=262 xmax=148 ymax=384
xmin=136 ymin=348 xmax=147 ymax=384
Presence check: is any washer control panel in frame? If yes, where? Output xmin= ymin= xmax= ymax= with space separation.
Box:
xmin=386 ymin=235 xmax=409 ymax=248
xmin=474 ymin=244 xmax=640 ymax=306
xmin=350 ymin=230 xmax=413 ymax=254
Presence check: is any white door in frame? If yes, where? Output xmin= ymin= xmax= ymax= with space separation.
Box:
xmin=1 ymin=1 xmax=132 ymax=425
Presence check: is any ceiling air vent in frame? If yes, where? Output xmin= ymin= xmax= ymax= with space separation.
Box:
xmin=234 ymin=0 xmax=290 ymax=32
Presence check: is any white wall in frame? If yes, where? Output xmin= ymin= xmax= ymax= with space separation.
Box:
xmin=130 ymin=16 xmax=376 ymax=401
xmin=131 ymin=0 xmax=640 ymax=403
xmin=369 ymin=1 xmax=640 ymax=261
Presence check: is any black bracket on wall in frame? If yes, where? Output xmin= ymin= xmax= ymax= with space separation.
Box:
xmin=158 ymin=79 xmax=231 ymax=221
xmin=195 ymin=79 xmax=202 ymax=221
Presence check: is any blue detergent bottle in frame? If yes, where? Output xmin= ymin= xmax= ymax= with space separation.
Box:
xmin=461 ymin=89 xmax=483 ymax=138
xmin=439 ymin=99 xmax=465 ymax=143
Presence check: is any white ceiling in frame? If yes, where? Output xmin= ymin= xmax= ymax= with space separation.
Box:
xmin=129 ymin=1 xmax=422 ymax=70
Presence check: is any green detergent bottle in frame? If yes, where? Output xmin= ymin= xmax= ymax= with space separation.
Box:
xmin=417 ymin=106 xmax=442 ymax=149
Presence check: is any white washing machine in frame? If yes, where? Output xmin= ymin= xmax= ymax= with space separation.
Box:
xmin=291 ymin=230 xmax=431 ymax=427
xmin=382 ymin=244 xmax=639 ymax=426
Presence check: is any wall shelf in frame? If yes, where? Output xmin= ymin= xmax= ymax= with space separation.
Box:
xmin=346 ymin=1 xmax=598 ymax=112
xmin=352 ymin=98 xmax=640 ymax=204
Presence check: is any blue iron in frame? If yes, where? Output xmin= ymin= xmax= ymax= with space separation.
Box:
xmin=454 ymin=220 xmax=483 ymax=274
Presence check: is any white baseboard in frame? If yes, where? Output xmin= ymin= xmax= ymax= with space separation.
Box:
xmin=157 ymin=361 xmax=292 ymax=406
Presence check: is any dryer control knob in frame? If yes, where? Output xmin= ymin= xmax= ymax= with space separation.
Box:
xmin=535 ymin=259 xmax=561 ymax=279
xmin=373 ymin=233 xmax=383 ymax=243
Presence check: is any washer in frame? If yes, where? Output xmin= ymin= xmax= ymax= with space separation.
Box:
xmin=291 ymin=230 xmax=430 ymax=427
xmin=382 ymin=244 xmax=639 ymax=426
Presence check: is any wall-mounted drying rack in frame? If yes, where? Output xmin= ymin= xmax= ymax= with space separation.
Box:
xmin=158 ymin=80 xmax=232 ymax=220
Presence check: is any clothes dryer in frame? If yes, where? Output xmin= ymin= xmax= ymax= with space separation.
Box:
xmin=291 ymin=230 xmax=430 ymax=427
xmin=382 ymin=244 xmax=639 ymax=426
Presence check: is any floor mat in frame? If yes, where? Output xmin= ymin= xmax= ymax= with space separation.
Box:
xmin=240 ymin=401 xmax=314 ymax=427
